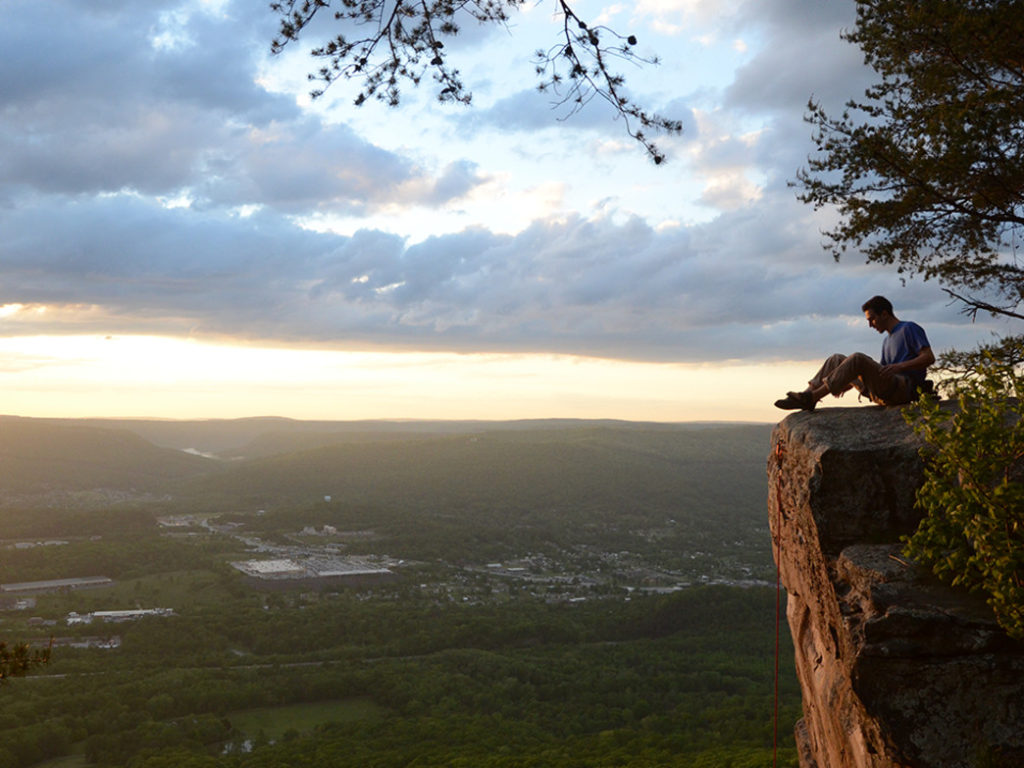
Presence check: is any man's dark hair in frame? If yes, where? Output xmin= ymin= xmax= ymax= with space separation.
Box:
xmin=861 ymin=295 xmax=894 ymax=315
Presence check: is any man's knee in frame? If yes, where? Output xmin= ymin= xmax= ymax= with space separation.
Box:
xmin=843 ymin=352 xmax=879 ymax=376
xmin=823 ymin=353 xmax=873 ymax=395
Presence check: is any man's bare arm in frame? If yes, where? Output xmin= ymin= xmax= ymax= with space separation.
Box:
xmin=881 ymin=346 xmax=935 ymax=376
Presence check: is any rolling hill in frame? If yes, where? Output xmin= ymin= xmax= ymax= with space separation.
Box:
xmin=0 ymin=418 xmax=773 ymax=530
xmin=0 ymin=416 xmax=215 ymax=494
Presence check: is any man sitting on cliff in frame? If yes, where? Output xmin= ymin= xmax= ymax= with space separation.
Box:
xmin=774 ymin=295 xmax=935 ymax=411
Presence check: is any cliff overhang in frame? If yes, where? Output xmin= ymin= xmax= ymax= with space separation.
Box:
xmin=769 ymin=406 xmax=1024 ymax=768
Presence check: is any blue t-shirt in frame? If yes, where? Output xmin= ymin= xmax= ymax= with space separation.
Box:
xmin=881 ymin=321 xmax=931 ymax=385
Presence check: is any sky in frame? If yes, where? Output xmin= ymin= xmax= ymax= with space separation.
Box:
xmin=0 ymin=0 xmax=1014 ymax=423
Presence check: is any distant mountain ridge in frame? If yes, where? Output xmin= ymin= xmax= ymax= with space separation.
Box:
xmin=0 ymin=416 xmax=772 ymax=508
xmin=0 ymin=416 xmax=215 ymax=494
xmin=3 ymin=415 xmax=765 ymax=456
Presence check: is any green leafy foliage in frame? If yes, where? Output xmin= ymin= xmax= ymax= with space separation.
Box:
xmin=904 ymin=355 xmax=1024 ymax=638
xmin=1 ymin=588 xmax=798 ymax=767
xmin=933 ymin=335 xmax=1024 ymax=386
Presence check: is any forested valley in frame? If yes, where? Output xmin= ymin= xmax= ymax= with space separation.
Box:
xmin=0 ymin=417 xmax=799 ymax=767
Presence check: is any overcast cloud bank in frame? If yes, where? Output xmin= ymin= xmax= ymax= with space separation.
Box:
xmin=0 ymin=0 xmax=1009 ymax=367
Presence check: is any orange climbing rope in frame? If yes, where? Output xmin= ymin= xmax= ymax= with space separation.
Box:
xmin=772 ymin=439 xmax=785 ymax=768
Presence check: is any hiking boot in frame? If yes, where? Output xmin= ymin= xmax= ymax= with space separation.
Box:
xmin=774 ymin=391 xmax=816 ymax=411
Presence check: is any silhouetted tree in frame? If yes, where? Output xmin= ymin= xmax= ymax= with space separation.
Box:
xmin=269 ymin=0 xmax=682 ymax=162
xmin=795 ymin=0 xmax=1024 ymax=321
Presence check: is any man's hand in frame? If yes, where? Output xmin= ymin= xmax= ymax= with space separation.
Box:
xmin=879 ymin=364 xmax=900 ymax=378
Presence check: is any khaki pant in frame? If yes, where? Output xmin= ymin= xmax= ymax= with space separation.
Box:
xmin=810 ymin=353 xmax=915 ymax=406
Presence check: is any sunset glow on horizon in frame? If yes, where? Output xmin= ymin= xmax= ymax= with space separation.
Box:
xmin=0 ymin=334 xmax=828 ymax=423
xmin=0 ymin=1 xmax=1011 ymax=424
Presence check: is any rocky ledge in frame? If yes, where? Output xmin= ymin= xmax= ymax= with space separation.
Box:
xmin=768 ymin=406 xmax=1024 ymax=768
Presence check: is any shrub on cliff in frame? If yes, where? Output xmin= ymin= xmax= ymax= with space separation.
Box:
xmin=904 ymin=349 xmax=1024 ymax=639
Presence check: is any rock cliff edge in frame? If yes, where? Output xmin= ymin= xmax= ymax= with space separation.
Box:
xmin=768 ymin=407 xmax=1024 ymax=768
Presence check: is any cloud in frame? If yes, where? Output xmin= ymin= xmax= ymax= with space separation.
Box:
xmin=725 ymin=0 xmax=870 ymax=116
xmin=0 ymin=0 xmax=1005 ymax=379
xmin=630 ymin=0 xmax=736 ymax=36
xmin=471 ymin=88 xmax=623 ymax=133
xmin=1 ymin=188 xmax=988 ymax=362
xmin=193 ymin=119 xmax=487 ymax=214
xmin=0 ymin=348 xmax=68 ymax=374
xmin=0 ymin=0 xmax=483 ymax=213
xmin=1 ymin=1 xmax=282 ymax=198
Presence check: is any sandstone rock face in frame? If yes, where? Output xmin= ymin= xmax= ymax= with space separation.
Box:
xmin=768 ymin=406 xmax=1024 ymax=768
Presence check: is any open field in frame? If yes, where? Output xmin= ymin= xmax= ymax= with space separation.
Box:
xmin=227 ymin=698 xmax=383 ymax=740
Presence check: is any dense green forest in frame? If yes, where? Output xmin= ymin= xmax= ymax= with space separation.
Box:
xmin=0 ymin=418 xmax=797 ymax=767
xmin=3 ymin=587 xmax=798 ymax=768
